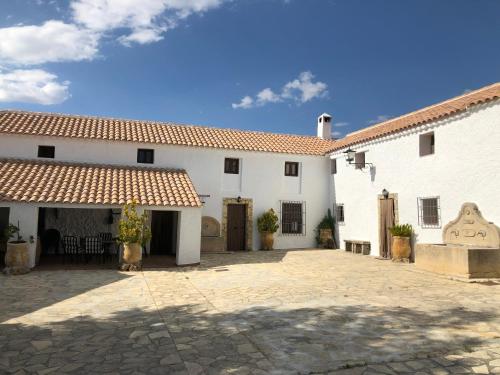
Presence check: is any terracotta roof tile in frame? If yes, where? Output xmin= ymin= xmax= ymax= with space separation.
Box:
xmin=0 ymin=111 xmax=337 ymax=156
xmin=0 ymin=159 xmax=202 ymax=208
xmin=328 ymin=82 xmax=500 ymax=152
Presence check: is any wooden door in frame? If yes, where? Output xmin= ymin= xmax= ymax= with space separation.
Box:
xmin=151 ymin=211 xmax=178 ymax=255
xmin=227 ymin=204 xmax=246 ymax=251
xmin=379 ymin=198 xmax=395 ymax=259
xmin=0 ymin=208 xmax=10 ymax=256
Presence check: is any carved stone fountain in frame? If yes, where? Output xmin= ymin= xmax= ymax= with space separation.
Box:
xmin=200 ymin=216 xmax=224 ymax=253
xmin=416 ymin=203 xmax=500 ymax=279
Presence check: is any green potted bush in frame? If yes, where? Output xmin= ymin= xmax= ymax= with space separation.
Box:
xmin=389 ymin=224 xmax=413 ymax=262
xmin=117 ymin=202 xmax=151 ymax=271
xmin=315 ymin=209 xmax=336 ymax=249
xmin=4 ymin=222 xmax=30 ymax=275
xmin=257 ymin=209 xmax=279 ymax=250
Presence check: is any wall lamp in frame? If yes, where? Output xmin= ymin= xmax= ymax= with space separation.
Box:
xmin=343 ymin=148 xmax=373 ymax=168
xmin=382 ymin=189 xmax=389 ymax=199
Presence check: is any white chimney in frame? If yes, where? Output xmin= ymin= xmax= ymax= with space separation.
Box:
xmin=317 ymin=113 xmax=332 ymax=140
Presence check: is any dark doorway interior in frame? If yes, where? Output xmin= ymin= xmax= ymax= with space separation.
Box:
xmin=379 ymin=198 xmax=395 ymax=259
xmin=150 ymin=211 xmax=178 ymax=256
xmin=227 ymin=204 xmax=246 ymax=251
xmin=0 ymin=207 xmax=10 ymax=266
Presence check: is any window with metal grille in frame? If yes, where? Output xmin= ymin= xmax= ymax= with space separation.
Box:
xmin=419 ymin=132 xmax=435 ymax=156
xmin=281 ymin=201 xmax=305 ymax=235
xmin=335 ymin=203 xmax=345 ymax=224
xmin=224 ymin=158 xmax=239 ymax=174
xmin=38 ymin=145 xmax=55 ymax=159
xmin=137 ymin=149 xmax=154 ymax=164
xmin=355 ymin=152 xmax=365 ymax=170
xmin=284 ymin=161 xmax=299 ymax=177
xmin=418 ymin=197 xmax=441 ymax=228
xmin=331 ymin=158 xmax=337 ymax=174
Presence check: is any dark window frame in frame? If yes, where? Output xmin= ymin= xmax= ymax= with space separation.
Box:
xmin=37 ymin=145 xmax=55 ymax=159
xmin=137 ymin=148 xmax=155 ymax=164
xmin=331 ymin=158 xmax=337 ymax=174
xmin=418 ymin=196 xmax=441 ymax=228
xmin=284 ymin=161 xmax=299 ymax=177
xmin=335 ymin=203 xmax=345 ymax=224
xmin=419 ymin=132 xmax=435 ymax=157
xmin=355 ymin=152 xmax=365 ymax=170
xmin=280 ymin=201 xmax=306 ymax=235
xmin=224 ymin=158 xmax=240 ymax=174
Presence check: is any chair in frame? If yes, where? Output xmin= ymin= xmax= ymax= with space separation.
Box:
xmin=98 ymin=232 xmax=114 ymax=262
xmin=62 ymin=236 xmax=81 ymax=263
xmin=84 ymin=236 xmax=104 ymax=263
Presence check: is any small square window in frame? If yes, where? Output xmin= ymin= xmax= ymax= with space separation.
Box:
xmin=335 ymin=203 xmax=345 ymax=224
xmin=38 ymin=145 xmax=55 ymax=159
xmin=331 ymin=159 xmax=337 ymax=174
xmin=224 ymin=158 xmax=239 ymax=174
xmin=137 ymin=149 xmax=154 ymax=164
xmin=355 ymin=152 xmax=365 ymax=170
xmin=419 ymin=132 xmax=435 ymax=157
xmin=418 ymin=197 xmax=441 ymax=228
xmin=285 ymin=162 xmax=299 ymax=177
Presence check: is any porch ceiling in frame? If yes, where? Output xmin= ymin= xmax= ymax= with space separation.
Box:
xmin=0 ymin=158 xmax=202 ymax=208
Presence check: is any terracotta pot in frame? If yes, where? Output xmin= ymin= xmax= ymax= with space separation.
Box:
xmin=319 ymin=228 xmax=333 ymax=247
xmin=4 ymin=241 xmax=31 ymax=274
xmin=260 ymin=232 xmax=274 ymax=250
xmin=392 ymin=236 xmax=411 ymax=261
xmin=123 ymin=243 xmax=142 ymax=264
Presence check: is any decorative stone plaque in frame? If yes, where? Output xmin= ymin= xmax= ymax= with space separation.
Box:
xmin=443 ymin=203 xmax=500 ymax=248
xmin=201 ymin=216 xmax=221 ymax=237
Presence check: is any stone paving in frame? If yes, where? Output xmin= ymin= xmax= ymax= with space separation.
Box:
xmin=0 ymin=249 xmax=500 ymax=374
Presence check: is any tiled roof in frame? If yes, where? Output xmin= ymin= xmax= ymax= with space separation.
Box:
xmin=328 ymin=82 xmax=500 ymax=152
xmin=0 ymin=110 xmax=337 ymax=156
xmin=0 ymin=159 xmax=202 ymax=207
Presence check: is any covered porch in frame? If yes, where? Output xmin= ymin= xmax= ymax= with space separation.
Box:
xmin=0 ymin=159 xmax=202 ymax=270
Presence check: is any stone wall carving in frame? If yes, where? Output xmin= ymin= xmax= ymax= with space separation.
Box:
xmin=443 ymin=202 xmax=500 ymax=248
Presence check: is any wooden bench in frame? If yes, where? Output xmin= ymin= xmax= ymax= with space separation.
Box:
xmin=344 ymin=240 xmax=371 ymax=255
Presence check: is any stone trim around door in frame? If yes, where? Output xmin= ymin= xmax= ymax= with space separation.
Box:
xmin=222 ymin=198 xmax=253 ymax=251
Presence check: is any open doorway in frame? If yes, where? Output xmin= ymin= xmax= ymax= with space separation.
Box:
xmin=0 ymin=207 xmax=10 ymax=267
xmin=150 ymin=211 xmax=178 ymax=256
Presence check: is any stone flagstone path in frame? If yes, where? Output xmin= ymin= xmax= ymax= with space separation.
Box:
xmin=0 ymin=249 xmax=499 ymax=374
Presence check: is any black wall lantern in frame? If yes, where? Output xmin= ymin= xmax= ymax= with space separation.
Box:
xmin=237 ymin=196 xmax=242 ymax=203
xmin=343 ymin=147 xmax=373 ymax=168
xmin=382 ymin=189 xmax=389 ymax=199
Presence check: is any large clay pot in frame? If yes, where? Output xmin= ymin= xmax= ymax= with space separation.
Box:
xmin=392 ymin=236 xmax=411 ymax=262
xmin=319 ymin=228 xmax=333 ymax=248
xmin=260 ymin=232 xmax=274 ymax=250
xmin=4 ymin=241 xmax=30 ymax=275
xmin=123 ymin=243 xmax=142 ymax=264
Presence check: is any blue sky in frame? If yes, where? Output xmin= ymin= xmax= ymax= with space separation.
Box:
xmin=0 ymin=0 xmax=499 ymax=138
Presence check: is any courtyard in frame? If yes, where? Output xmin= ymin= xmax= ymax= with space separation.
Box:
xmin=1 ymin=249 xmax=500 ymax=374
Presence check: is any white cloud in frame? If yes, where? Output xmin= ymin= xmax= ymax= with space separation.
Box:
xmin=282 ymin=71 xmax=328 ymax=103
xmin=232 ymin=96 xmax=253 ymax=109
xmin=332 ymin=130 xmax=342 ymax=138
xmin=233 ymin=71 xmax=328 ymax=109
xmin=334 ymin=121 xmax=349 ymax=127
xmin=367 ymin=115 xmax=390 ymax=125
xmin=0 ymin=21 xmax=99 ymax=66
xmin=0 ymin=69 xmax=70 ymax=105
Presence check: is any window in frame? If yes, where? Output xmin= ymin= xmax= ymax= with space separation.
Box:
xmin=37 ymin=145 xmax=55 ymax=159
xmin=224 ymin=158 xmax=239 ymax=174
xmin=137 ymin=149 xmax=154 ymax=164
xmin=281 ymin=201 xmax=305 ymax=235
xmin=331 ymin=159 xmax=337 ymax=174
xmin=335 ymin=203 xmax=345 ymax=224
xmin=419 ymin=132 xmax=435 ymax=156
xmin=284 ymin=162 xmax=299 ymax=177
xmin=355 ymin=152 xmax=365 ymax=170
xmin=418 ymin=197 xmax=441 ymax=228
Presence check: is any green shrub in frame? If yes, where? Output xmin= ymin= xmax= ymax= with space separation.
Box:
xmin=389 ymin=224 xmax=413 ymax=237
xmin=315 ymin=209 xmax=336 ymax=246
xmin=3 ymin=222 xmax=22 ymax=243
xmin=117 ymin=201 xmax=152 ymax=246
xmin=257 ymin=209 xmax=279 ymax=233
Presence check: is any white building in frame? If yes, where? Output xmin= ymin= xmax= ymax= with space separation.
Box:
xmin=0 ymin=82 xmax=499 ymax=267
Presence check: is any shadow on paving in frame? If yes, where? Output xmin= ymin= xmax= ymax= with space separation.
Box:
xmin=0 ymin=271 xmax=132 ymax=323
xmin=1 ymin=300 xmax=498 ymax=374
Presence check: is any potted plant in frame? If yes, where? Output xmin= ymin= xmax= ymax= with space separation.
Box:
xmin=389 ymin=224 xmax=413 ymax=262
xmin=257 ymin=209 xmax=279 ymax=250
xmin=315 ymin=209 xmax=336 ymax=249
xmin=4 ymin=222 xmax=30 ymax=275
xmin=117 ymin=202 xmax=151 ymax=271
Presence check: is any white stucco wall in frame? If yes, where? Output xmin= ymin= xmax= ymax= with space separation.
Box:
xmin=0 ymin=132 xmax=332 ymax=252
xmin=330 ymin=100 xmax=500 ymax=256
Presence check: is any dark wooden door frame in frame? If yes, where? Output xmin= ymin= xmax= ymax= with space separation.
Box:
xmin=227 ymin=204 xmax=247 ymax=251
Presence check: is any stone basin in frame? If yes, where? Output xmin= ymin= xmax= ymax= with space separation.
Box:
xmin=415 ymin=203 xmax=500 ymax=279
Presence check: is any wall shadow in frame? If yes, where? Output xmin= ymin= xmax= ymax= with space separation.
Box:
xmin=1 ymin=300 xmax=498 ymax=374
